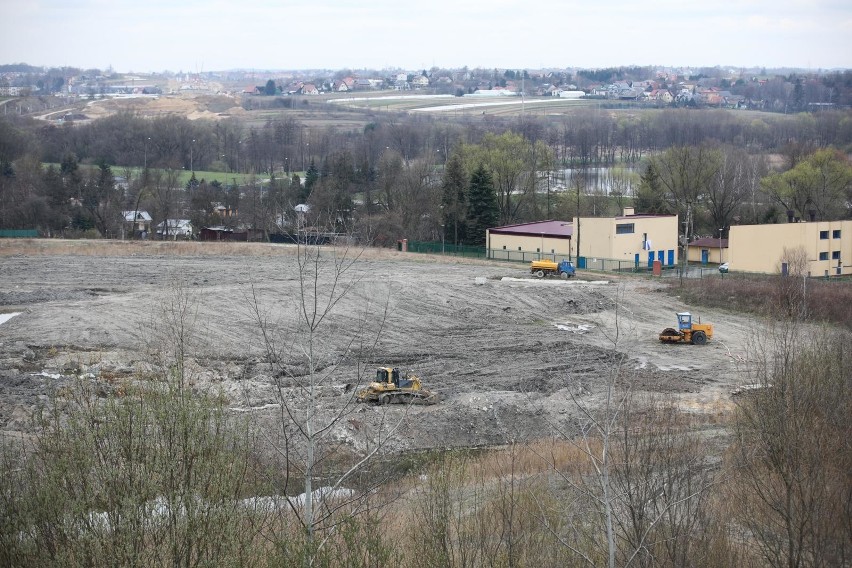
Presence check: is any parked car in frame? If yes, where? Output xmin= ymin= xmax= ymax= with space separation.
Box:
xmin=718 ymin=263 xmax=729 ymax=273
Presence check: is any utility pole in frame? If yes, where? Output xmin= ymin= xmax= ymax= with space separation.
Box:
xmin=680 ymin=203 xmax=691 ymax=285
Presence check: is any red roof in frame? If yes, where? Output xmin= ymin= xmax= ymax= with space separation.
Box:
xmin=489 ymin=220 xmax=573 ymax=238
xmin=690 ymin=237 xmax=728 ymax=248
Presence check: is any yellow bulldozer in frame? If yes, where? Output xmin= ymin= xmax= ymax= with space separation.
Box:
xmin=659 ymin=312 xmax=713 ymax=345
xmin=356 ymin=367 xmax=440 ymax=405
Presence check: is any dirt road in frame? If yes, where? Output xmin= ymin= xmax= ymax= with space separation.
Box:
xmin=0 ymin=241 xmax=754 ymax=450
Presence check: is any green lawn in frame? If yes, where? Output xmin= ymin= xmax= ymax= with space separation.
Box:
xmin=44 ymin=164 xmax=302 ymax=186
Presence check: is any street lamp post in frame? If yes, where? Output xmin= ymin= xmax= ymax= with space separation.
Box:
xmin=718 ymin=228 xmax=723 ymax=265
xmin=144 ymin=136 xmax=150 ymax=169
xmin=190 ymin=139 xmax=195 ymax=172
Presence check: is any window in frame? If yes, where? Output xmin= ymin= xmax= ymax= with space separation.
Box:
xmin=832 ymin=251 xmax=840 ymax=260
xmin=820 ymin=230 xmax=829 ymax=239
xmin=833 ymin=230 xmax=841 ymax=239
xmin=616 ymin=223 xmax=635 ymax=235
xmin=819 ymin=252 xmax=829 ymax=261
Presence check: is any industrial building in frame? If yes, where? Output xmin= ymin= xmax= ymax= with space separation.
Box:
xmin=728 ymin=220 xmax=852 ymax=276
xmin=486 ymin=208 xmax=679 ymax=270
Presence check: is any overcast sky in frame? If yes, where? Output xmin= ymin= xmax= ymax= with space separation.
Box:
xmin=3 ymin=0 xmax=850 ymax=73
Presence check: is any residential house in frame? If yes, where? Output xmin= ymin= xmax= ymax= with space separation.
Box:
xmin=156 ymin=219 xmax=192 ymax=239
xmin=122 ymin=210 xmax=152 ymax=237
xmin=644 ymin=89 xmax=673 ymax=103
xmin=300 ymin=83 xmax=319 ymax=95
xmin=411 ymin=75 xmax=430 ymax=89
xmin=212 ymin=203 xmax=237 ymax=218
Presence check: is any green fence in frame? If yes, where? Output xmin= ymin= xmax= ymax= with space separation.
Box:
xmin=487 ymin=249 xmax=654 ymax=272
xmin=0 ymin=229 xmax=39 ymax=238
xmin=406 ymin=241 xmax=487 ymax=258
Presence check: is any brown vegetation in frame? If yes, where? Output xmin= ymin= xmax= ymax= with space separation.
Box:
xmin=672 ymin=273 xmax=852 ymax=329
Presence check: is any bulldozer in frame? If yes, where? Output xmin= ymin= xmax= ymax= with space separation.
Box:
xmin=659 ymin=312 xmax=713 ymax=345
xmin=356 ymin=367 xmax=440 ymax=405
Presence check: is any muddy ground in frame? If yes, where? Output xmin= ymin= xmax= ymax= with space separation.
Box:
xmin=0 ymin=242 xmax=756 ymax=452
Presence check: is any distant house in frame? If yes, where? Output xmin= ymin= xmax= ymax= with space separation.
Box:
xmin=645 ymin=89 xmax=673 ymax=103
xmin=156 ymin=219 xmax=192 ymax=239
xmin=300 ymin=83 xmax=319 ymax=95
xmin=411 ymin=75 xmax=430 ymax=89
xmin=212 ymin=203 xmax=237 ymax=218
xmin=556 ymin=90 xmax=585 ymax=99
xmin=332 ymin=80 xmax=349 ymax=92
xmin=122 ymin=210 xmax=152 ymax=237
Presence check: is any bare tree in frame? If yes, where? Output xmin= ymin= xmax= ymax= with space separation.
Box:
xmin=0 ymin=281 xmax=267 ymax=567
xmin=732 ymin=321 xmax=852 ymax=568
xmin=540 ymin=287 xmax=717 ymax=568
xmin=246 ymin=234 xmax=407 ymax=563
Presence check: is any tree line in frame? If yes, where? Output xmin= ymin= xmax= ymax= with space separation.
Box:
xmin=0 ymin=106 xmax=851 ymax=244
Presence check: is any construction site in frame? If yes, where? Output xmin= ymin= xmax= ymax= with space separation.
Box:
xmin=0 ymin=239 xmax=754 ymax=451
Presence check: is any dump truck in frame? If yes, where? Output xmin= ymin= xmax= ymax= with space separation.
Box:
xmin=659 ymin=312 xmax=713 ymax=345
xmin=530 ymin=259 xmax=576 ymax=279
xmin=356 ymin=367 xmax=440 ymax=405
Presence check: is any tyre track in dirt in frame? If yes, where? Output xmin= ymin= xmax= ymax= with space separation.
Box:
xmin=0 ymin=247 xmax=756 ymax=448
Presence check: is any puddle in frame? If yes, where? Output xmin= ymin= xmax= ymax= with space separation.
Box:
xmin=555 ymin=323 xmax=594 ymax=334
xmin=0 ymin=312 xmax=21 ymax=326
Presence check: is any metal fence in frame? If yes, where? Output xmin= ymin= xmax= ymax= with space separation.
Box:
xmin=0 ymin=229 xmax=39 ymax=238
xmin=487 ymin=249 xmax=560 ymax=263
xmin=406 ymin=241 xmax=487 ymax=258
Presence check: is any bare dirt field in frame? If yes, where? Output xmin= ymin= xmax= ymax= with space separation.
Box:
xmin=0 ymin=240 xmax=756 ymax=451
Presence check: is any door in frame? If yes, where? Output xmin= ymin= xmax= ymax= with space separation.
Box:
xmin=658 ymin=251 xmax=665 ymax=264
xmin=701 ymin=249 xmax=709 ymax=265
xmin=667 ymin=249 xmax=675 ymax=266
xmin=634 ymin=253 xmax=640 ymax=269
xmin=648 ymin=251 xmax=654 ymax=268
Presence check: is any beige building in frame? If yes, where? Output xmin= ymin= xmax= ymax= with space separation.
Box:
xmin=487 ymin=220 xmax=572 ymax=262
xmin=486 ymin=209 xmax=679 ymax=270
xmin=572 ymin=208 xmax=679 ymax=270
xmin=686 ymin=237 xmax=728 ymax=265
xmin=729 ymin=220 xmax=852 ymax=276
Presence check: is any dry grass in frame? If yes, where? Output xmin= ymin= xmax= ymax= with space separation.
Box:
xmin=672 ymin=273 xmax=852 ymax=329
xmin=0 ymin=238 xmax=507 ymax=268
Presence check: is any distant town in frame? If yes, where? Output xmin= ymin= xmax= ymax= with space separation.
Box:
xmin=1 ymin=63 xmax=849 ymax=111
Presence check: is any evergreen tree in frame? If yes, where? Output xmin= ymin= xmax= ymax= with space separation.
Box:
xmin=265 ymin=79 xmax=277 ymax=96
xmin=185 ymin=171 xmax=199 ymax=191
xmin=441 ymin=153 xmax=467 ymax=246
xmin=465 ymin=164 xmax=499 ymax=246
xmin=635 ymin=162 xmax=669 ymax=214
xmin=304 ymin=159 xmax=319 ymax=198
